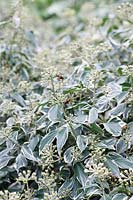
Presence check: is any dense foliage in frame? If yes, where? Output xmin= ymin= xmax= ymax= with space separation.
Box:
xmin=0 ymin=0 xmax=133 ymax=199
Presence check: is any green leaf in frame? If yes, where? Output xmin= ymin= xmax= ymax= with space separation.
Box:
xmin=64 ymin=147 xmax=73 ymax=164
xmin=59 ymin=176 xmax=75 ymax=194
xmin=107 ymin=82 xmax=122 ymax=98
xmin=77 ymin=135 xmax=88 ymax=152
xmin=116 ymin=92 xmax=128 ymax=104
xmin=6 ymin=117 xmax=15 ymax=127
xmin=89 ymin=123 xmax=104 ymax=135
xmin=21 ymin=145 xmax=39 ymax=162
xmin=96 ymin=96 xmax=109 ymax=112
xmin=16 ymin=154 xmax=28 ymax=171
xmin=0 ymin=170 xmax=8 ymax=178
xmin=100 ymin=194 xmax=112 ymax=200
xmin=98 ymin=138 xmax=116 ymax=150
xmin=127 ymin=122 xmax=133 ymax=134
xmin=28 ymin=135 xmax=40 ymax=151
xmin=56 ymin=125 xmax=69 ymax=155
xmin=11 ymin=93 xmax=26 ymax=107
xmin=89 ymin=107 xmax=98 ymax=123
xmin=110 ymin=103 xmax=126 ymax=116
xmin=108 ymin=152 xmax=133 ymax=169
xmin=39 ymin=130 xmax=57 ymax=151
xmin=0 ymin=136 xmax=6 ymax=145
xmin=116 ymin=139 xmax=127 ymax=153
xmin=104 ymin=119 xmax=122 ymax=136
xmin=105 ymin=158 xmax=120 ymax=177
xmin=48 ymin=104 xmax=63 ymax=122
xmin=112 ymin=193 xmax=128 ymax=200
xmin=8 ymin=182 xmax=22 ymax=192
xmin=74 ymin=163 xmax=87 ymax=187
xmin=75 ymin=112 xmax=87 ymax=124
xmin=0 ymin=20 xmax=11 ymax=26
xmin=0 ymin=156 xmax=13 ymax=169
xmin=0 ymin=149 xmax=10 ymax=157
xmin=60 ymin=167 xmax=71 ymax=179
xmin=86 ymin=185 xmax=101 ymax=198
xmin=37 ymin=115 xmax=47 ymax=130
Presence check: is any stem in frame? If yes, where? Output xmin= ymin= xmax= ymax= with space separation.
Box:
xmin=50 ymin=74 xmax=76 ymax=140
xmin=92 ymin=80 xmax=96 ymax=106
xmin=60 ymin=101 xmax=76 ymax=140
xmin=50 ymin=75 xmax=57 ymax=98
xmin=98 ymin=178 xmax=106 ymax=200
xmin=67 ymin=121 xmax=76 ymax=140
